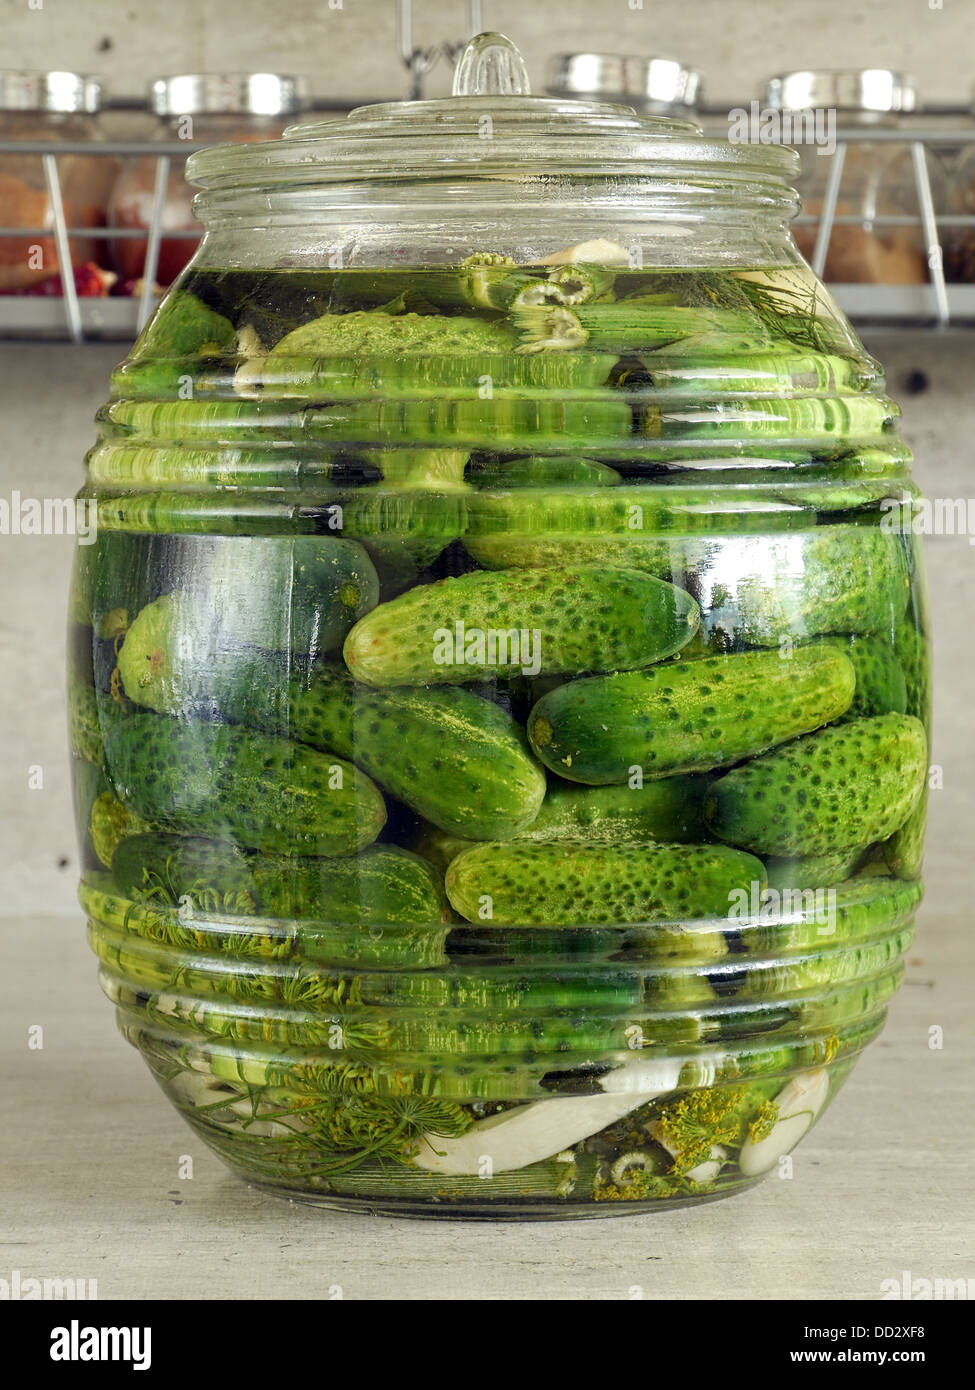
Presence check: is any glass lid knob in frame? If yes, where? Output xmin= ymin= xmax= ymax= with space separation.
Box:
xmin=452 ymin=31 xmax=532 ymax=97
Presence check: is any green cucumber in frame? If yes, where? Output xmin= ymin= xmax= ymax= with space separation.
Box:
xmin=883 ymin=624 xmax=930 ymax=882
xmin=764 ymin=849 xmax=867 ymax=892
xmin=640 ymin=393 xmax=894 ymax=443
xmin=528 ymin=646 xmax=855 ymax=784
xmin=516 ymin=777 xmax=708 ymax=844
xmin=68 ymin=677 xmax=103 ymax=764
xmin=110 ymin=290 xmax=236 ymax=397
xmin=111 ymin=832 xmax=449 ymax=926
xmin=706 ymin=714 xmax=927 ymax=856
xmin=445 ymin=841 xmax=766 ymax=926
xmin=467 ymin=455 xmax=621 ymax=487
xmin=344 ymin=567 xmax=700 ymax=686
xmin=82 ymin=879 xmax=448 ymax=970
xmin=361 ymin=448 xmax=469 ymax=490
xmin=262 ymin=309 xmax=618 ymax=395
xmin=818 ymin=634 xmax=907 ymax=720
xmin=738 ymin=872 xmax=922 ymax=956
xmin=894 ymin=624 xmax=932 ymax=722
xmin=129 ymin=289 xmax=236 ymax=360
xmin=465 ymin=510 xmax=909 ymax=649
xmin=72 ymin=758 xmax=109 ymax=869
xmin=695 ymin=527 xmax=909 ymax=649
xmin=412 ymin=825 xmax=478 ymax=874
xmin=91 ymin=791 xmax=153 ymax=869
xmin=240 ymin=667 xmax=546 ymax=842
xmin=104 ymin=713 xmax=386 ymax=856
xmin=464 ymin=485 xmax=805 ymax=574
xmin=883 ymin=784 xmax=927 ymax=880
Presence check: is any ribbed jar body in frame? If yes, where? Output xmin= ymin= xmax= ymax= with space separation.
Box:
xmin=68 ymin=113 xmax=929 ymax=1216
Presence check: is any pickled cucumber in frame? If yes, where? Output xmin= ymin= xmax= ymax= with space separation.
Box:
xmin=111 ymin=832 xmax=450 ymax=926
xmin=445 ymin=841 xmax=766 ymax=926
xmin=706 ymin=714 xmax=927 ymax=856
xmin=104 ymin=714 xmax=386 ymax=856
xmin=528 ymin=646 xmax=855 ymax=784
xmin=515 ymin=777 xmax=708 ymax=844
xmin=344 ymin=567 xmax=700 ymax=686
xmin=237 ymin=667 xmax=546 ymax=842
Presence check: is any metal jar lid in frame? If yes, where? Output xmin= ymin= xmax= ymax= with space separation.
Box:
xmin=547 ymin=53 xmax=702 ymax=111
xmin=150 ymin=73 xmax=305 ymax=118
xmin=0 ymin=70 xmax=102 ymax=113
xmin=765 ymin=70 xmax=916 ymax=113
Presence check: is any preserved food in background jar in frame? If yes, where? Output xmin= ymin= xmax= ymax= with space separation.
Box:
xmin=766 ymin=70 xmax=945 ymax=284
xmin=107 ymin=73 xmax=304 ymax=288
xmin=71 ymin=34 xmax=929 ymax=1218
xmin=944 ymin=91 xmax=975 ymax=283
xmin=547 ymin=52 xmax=701 ymax=116
xmin=0 ymin=70 xmax=117 ymax=292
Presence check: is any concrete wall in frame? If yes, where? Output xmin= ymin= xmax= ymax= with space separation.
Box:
xmin=0 ymin=0 xmax=972 ymax=107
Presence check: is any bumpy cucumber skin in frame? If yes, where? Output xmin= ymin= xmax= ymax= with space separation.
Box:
xmin=707 ymin=714 xmax=927 ymax=856
xmin=104 ymin=714 xmax=386 ymax=856
xmin=528 ymin=647 xmax=855 ymax=784
xmin=68 ymin=677 xmax=103 ymax=764
xmin=91 ymin=791 xmax=151 ymax=869
xmin=344 ymin=567 xmax=700 ymax=686
xmin=820 ymin=635 xmax=907 ymax=721
xmin=883 ymin=625 xmax=930 ymax=879
xmin=445 ymin=840 xmax=767 ymax=926
xmin=238 ymin=667 xmax=546 ymax=842
xmin=763 ymin=849 xmax=867 ymax=892
xmin=112 ymin=832 xmax=450 ymax=925
xmin=72 ymin=758 xmax=108 ymax=872
xmin=697 ymin=528 xmax=909 ymax=650
xmin=515 ymin=777 xmax=708 ymax=844
xmin=117 ymin=593 xmax=255 ymax=717
xmin=466 ymin=518 xmax=908 ymax=650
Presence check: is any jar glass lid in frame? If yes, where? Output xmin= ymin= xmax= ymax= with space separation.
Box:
xmin=187 ymin=33 xmax=796 ymax=190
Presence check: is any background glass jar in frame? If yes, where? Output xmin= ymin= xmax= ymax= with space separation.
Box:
xmin=944 ymin=89 xmax=975 ymax=283
xmin=0 ymin=70 xmax=117 ymax=293
xmin=106 ymin=73 xmax=305 ymax=288
xmin=71 ymin=35 xmax=929 ymax=1218
xmin=546 ymin=53 xmax=702 ymax=117
xmin=766 ymin=69 xmax=946 ymax=284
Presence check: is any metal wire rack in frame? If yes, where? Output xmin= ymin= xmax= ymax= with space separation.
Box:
xmin=2 ymin=119 xmax=975 ymax=341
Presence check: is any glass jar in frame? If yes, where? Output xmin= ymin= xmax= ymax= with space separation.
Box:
xmin=766 ymin=70 xmax=945 ymax=284
xmin=70 ymin=34 xmax=929 ymax=1218
xmin=107 ymin=74 xmax=304 ymax=288
xmin=944 ymin=93 xmax=975 ymax=283
xmin=0 ymin=71 xmax=116 ymax=293
xmin=546 ymin=53 xmax=701 ymax=117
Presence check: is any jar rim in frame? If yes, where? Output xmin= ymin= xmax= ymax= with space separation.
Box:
xmin=186 ymin=96 xmax=799 ymax=190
